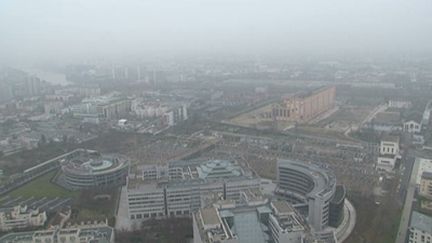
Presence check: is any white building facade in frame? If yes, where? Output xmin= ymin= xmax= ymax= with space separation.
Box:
xmin=0 ymin=205 xmax=47 ymax=231
xmin=125 ymin=160 xmax=260 ymax=223
xmin=376 ymin=136 xmax=401 ymax=173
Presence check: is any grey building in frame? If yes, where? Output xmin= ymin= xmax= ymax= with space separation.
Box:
xmin=125 ymin=160 xmax=261 ymax=222
xmin=60 ymin=150 xmax=130 ymax=190
xmin=275 ymin=159 xmax=339 ymax=231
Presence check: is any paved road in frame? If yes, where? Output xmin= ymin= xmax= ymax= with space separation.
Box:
xmin=399 ymin=155 xmax=415 ymax=202
xmin=360 ymin=103 xmax=388 ymax=127
xmin=395 ymin=157 xmax=420 ymax=243
xmin=336 ymin=199 xmax=356 ymax=243
xmin=115 ymin=187 xmax=132 ymax=231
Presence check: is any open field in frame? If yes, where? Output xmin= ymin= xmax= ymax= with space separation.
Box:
xmin=229 ymin=104 xmax=274 ymax=127
xmin=230 ymin=109 xmax=297 ymax=131
xmin=72 ymin=188 xmax=120 ymax=224
xmin=346 ymin=178 xmax=401 ymax=243
xmin=7 ymin=171 xmax=79 ymax=199
xmin=294 ymin=125 xmax=358 ymax=142
xmin=317 ymin=106 xmax=373 ymax=131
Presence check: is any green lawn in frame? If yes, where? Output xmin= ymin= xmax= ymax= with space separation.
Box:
xmin=7 ymin=171 xmax=79 ymax=199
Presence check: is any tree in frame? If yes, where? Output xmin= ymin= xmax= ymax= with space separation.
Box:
xmin=62 ymin=135 xmax=68 ymax=144
xmin=38 ymin=134 xmax=47 ymax=147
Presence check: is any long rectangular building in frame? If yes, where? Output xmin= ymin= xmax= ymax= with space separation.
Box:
xmin=193 ymin=199 xmax=313 ymax=243
xmin=261 ymin=86 xmax=336 ymax=123
xmin=125 ymin=160 xmax=261 ymax=222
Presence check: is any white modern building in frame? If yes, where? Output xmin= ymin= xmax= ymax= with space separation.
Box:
xmin=376 ymin=135 xmax=401 ymax=173
xmin=388 ymin=100 xmax=412 ymax=109
xmin=165 ymin=105 xmax=188 ymax=127
xmin=70 ymin=92 xmax=131 ymax=123
xmin=131 ymin=98 xmax=188 ymax=127
xmin=409 ymin=211 xmax=432 ymax=243
xmin=124 ymin=160 xmax=261 ymax=223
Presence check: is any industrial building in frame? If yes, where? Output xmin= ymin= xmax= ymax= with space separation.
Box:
xmin=125 ymin=159 xmax=261 ymax=222
xmin=59 ymin=150 xmax=130 ymax=190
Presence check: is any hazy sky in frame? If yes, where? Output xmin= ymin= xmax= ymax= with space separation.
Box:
xmin=1 ymin=0 xmax=432 ymax=64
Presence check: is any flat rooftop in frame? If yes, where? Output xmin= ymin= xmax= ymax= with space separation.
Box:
xmin=128 ymin=159 xmax=257 ymax=190
xmin=382 ymin=135 xmax=400 ymax=143
xmin=200 ymin=207 xmax=220 ymax=226
xmin=410 ymin=211 xmax=432 ymax=235
xmin=422 ymin=171 xmax=432 ymax=180
xmin=271 ymin=200 xmax=294 ymax=215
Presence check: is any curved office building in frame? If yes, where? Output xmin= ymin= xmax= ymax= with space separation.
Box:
xmin=329 ymin=185 xmax=346 ymax=227
xmin=61 ymin=150 xmax=129 ymax=190
xmin=276 ymin=159 xmax=338 ymax=231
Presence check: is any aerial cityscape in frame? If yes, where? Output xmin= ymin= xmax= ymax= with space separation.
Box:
xmin=1 ymin=0 xmax=432 ymax=243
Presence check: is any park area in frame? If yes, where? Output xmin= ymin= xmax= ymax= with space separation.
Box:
xmin=1 ymin=169 xmax=120 ymax=226
xmin=7 ymin=171 xmax=78 ymax=198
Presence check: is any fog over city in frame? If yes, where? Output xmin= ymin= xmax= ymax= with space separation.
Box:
xmin=1 ymin=0 xmax=432 ymax=64
xmin=1 ymin=1 xmax=432 ymax=243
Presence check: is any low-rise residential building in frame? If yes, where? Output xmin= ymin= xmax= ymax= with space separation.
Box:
xmin=131 ymin=98 xmax=188 ymax=127
xmin=0 ymin=205 xmax=47 ymax=231
xmin=420 ymin=172 xmax=432 ymax=199
xmin=419 ymin=172 xmax=432 ymax=211
xmin=388 ymin=100 xmax=412 ymax=109
xmin=416 ymin=158 xmax=432 ymax=185
xmin=404 ymin=120 xmax=422 ymax=134
xmin=0 ymin=221 xmax=114 ymax=243
xmin=376 ymin=135 xmax=401 ymax=173
xmin=409 ymin=211 xmax=432 ymax=243
xmin=367 ymin=112 xmax=402 ymax=132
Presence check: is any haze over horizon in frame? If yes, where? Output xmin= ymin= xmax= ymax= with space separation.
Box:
xmin=1 ymin=0 xmax=432 ymax=65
